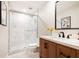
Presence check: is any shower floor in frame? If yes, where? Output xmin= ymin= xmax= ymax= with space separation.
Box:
xmin=7 ymin=47 xmax=39 ymax=58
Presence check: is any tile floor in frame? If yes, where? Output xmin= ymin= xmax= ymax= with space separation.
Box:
xmin=7 ymin=47 xmax=39 ymax=58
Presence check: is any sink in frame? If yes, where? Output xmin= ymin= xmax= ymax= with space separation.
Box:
xmin=53 ymin=37 xmax=79 ymax=43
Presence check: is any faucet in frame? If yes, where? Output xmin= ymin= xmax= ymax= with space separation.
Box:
xmin=58 ymin=32 xmax=65 ymax=38
xmin=67 ymin=34 xmax=72 ymax=39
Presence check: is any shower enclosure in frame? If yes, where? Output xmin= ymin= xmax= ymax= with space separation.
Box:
xmin=9 ymin=11 xmax=38 ymax=53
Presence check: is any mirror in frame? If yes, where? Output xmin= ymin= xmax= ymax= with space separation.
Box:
xmin=55 ymin=1 xmax=79 ymax=30
xmin=1 ymin=1 xmax=7 ymax=26
xmin=0 ymin=1 xmax=7 ymax=26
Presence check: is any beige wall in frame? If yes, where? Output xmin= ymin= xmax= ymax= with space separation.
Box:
xmin=39 ymin=1 xmax=55 ymax=27
xmin=0 ymin=25 xmax=8 ymax=57
xmin=38 ymin=1 xmax=55 ymax=36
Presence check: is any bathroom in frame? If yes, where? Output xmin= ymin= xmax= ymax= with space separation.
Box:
xmin=0 ymin=0 xmax=79 ymax=58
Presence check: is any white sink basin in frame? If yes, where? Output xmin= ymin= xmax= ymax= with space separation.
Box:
xmin=54 ymin=37 xmax=79 ymax=45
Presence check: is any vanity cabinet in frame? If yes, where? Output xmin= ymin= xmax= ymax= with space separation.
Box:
xmin=39 ymin=38 xmax=79 ymax=58
xmin=40 ymin=38 xmax=56 ymax=58
xmin=57 ymin=44 xmax=76 ymax=58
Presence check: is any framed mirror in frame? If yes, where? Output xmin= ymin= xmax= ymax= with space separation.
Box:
xmin=1 ymin=1 xmax=7 ymax=26
xmin=55 ymin=1 xmax=79 ymax=30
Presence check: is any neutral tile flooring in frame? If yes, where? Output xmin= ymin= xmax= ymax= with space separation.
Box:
xmin=7 ymin=47 xmax=39 ymax=58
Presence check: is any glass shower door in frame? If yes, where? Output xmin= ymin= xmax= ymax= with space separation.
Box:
xmin=24 ymin=15 xmax=38 ymax=47
xmin=9 ymin=11 xmax=38 ymax=53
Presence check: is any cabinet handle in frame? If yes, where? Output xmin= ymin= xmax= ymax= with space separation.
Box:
xmin=44 ymin=43 xmax=48 ymax=49
xmin=60 ymin=52 xmax=63 ymax=54
xmin=60 ymin=52 xmax=70 ymax=58
xmin=66 ymin=56 xmax=70 ymax=58
xmin=60 ymin=54 xmax=65 ymax=58
xmin=60 ymin=52 xmax=66 ymax=57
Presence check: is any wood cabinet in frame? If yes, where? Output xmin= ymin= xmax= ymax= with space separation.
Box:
xmin=57 ymin=44 xmax=76 ymax=58
xmin=40 ymin=38 xmax=56 ymax=58
xmin=76 ymin=50 xmax=79 ymax=57
xmin=40 ymin=38 xmax=79 ymax=58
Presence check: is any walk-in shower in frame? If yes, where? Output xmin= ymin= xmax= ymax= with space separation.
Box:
xmin=9 ymin=11 xmax=38 ymax=54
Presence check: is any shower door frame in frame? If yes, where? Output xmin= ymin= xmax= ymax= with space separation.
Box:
xmin=8 ymin=10 xmax=38 ymax=54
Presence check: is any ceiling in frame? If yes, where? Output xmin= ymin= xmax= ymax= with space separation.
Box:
xmin=8 ymin=1 xmax=48 ymax=15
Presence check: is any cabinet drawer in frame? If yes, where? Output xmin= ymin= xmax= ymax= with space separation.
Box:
xmin=48 ymin=41 xmax=57 ymax=58
xmin=57 ymin=44 xmax=76 ymax=58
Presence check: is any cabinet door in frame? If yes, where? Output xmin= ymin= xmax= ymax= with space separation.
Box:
xmin=40 ymin=38 xmax=49 ymax=58
xmin=76 ymin=50 xmax=79 ymax=57
xmin=48 ymin=41 xmax=57 ymax=58
xmin=57 ymin=44 xmax=76 ymax=58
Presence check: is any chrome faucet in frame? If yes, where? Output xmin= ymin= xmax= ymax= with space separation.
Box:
xmin=58 ymin=32 xmax=65 ymax=38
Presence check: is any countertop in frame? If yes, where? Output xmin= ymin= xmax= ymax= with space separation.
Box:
xmin=40 ymin=36 xmax=79 ymax=50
